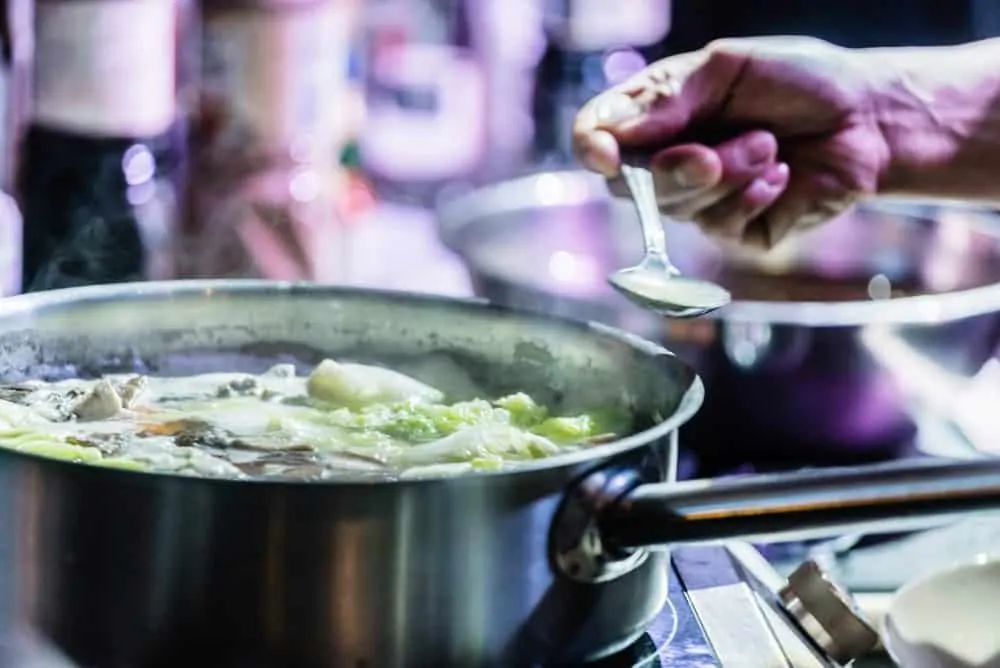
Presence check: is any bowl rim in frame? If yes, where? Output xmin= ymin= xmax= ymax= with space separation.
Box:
xmin=436 ymin=169 xmax=1000 ymax=327
xmin=884 ymin=558 xmax=1000 ymax=667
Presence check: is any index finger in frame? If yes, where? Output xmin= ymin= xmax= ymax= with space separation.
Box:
xmin=572 ymin=50 xmax=717 ymax=177
xmin=572 ymin=92 xmax=638 ymax=177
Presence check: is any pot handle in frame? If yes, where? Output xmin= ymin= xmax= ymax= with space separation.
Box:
xmin=593 ymin=458 xmax=1000 ymax=553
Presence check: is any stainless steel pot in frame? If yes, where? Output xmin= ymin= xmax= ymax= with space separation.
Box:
xmin=437 ymin=171 xmax=1000 ymax=459
xmin=0 ymin=281 xmax=998 ymax=667
xmin=0 ymin=280 xmax=704 ymax=668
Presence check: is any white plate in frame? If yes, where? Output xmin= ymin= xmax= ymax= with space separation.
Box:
xmin=884 ymin=560 xmax=1000 ymax=667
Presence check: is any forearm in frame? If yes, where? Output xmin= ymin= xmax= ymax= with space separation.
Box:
xmin=867 ymin=38 xmax=1000 ymax=201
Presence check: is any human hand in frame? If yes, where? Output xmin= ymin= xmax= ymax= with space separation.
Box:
xmin=574 ymin=37 xmax=893 ymax=250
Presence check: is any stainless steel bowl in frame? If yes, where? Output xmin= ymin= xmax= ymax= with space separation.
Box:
xmin=437 ymin=171 xmax=1000 ymax=458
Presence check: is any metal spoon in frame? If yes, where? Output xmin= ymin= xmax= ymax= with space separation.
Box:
xmin=608 ymin=164 xmax=731 ymax=318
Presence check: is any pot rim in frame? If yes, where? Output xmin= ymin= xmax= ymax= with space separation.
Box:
xmin=436 ymin=170 xmax=1000 ymax=327
xmin=0 ymin=279 xmax=704 ymax=487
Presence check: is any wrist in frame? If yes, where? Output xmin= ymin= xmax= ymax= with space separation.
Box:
xmin=865 ymin=40 xmax=1000 ymax=200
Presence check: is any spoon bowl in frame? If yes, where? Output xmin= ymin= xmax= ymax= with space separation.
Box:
xmin=608 ymin=165 xmax=731 ymax=318
xmin=608 ymin=263 xmax=732 ymax=318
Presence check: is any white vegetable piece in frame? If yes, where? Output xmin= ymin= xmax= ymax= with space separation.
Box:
xmin=0 ymin=399 xmax=53 ymax=429
xmin=116 ymin=375 xmax=148 ymax=408
xmin=394 ymin=424 xmax=560 ymax=466
xmin=306 ymin=359 xmax=444 ymax=408
xmin=72 ymin=379 xmax=123 ymax=421
xmin=262 ymin=364 xmax=296 ymax=378
xmin=399 ymin=462 xmax=475 ymax=479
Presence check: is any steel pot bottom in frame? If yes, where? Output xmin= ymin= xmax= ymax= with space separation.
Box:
xmin=0 ymin=281 xmax=702 ymax=668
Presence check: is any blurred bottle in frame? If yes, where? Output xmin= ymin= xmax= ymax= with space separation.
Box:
xmin=533 ymin=0 xmax=670 ymax=163
xmin=0 ymin=189 xmax=21 ymax=298
xmin=173 ymin=0 xmax=199 ymax=221
xmin=179 ymin=0 xmax=358 ymax=282
xmin=1 ymin=0 xmax=31 ymax=192
xmin=555 ymin=0 xmax=670 ymax=51
xmin=463 ymin=0 xmax=548 ymax=182
xmin=336 ymin=49 xmax=378 ymax=225
xmin=19 ymin=0 xmax=185 ymax=292
xmin=360 ymin=0 xmax=489 ymax=206
xmin=0 ymin=0 xmax=28 ymax=296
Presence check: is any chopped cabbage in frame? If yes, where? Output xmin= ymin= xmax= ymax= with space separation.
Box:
xmin=306 ymin=359 xmax=445 ymax=408
xmin=0 ymin=361 xmax=631 ymax=479
xmin=300 ymin=391 xmax=619 ymax=461
xmin=0 ymin=399 xmax=52 ymax=429
xmin=96 ymin=458 xmax=148 ymax=471
xmin=392 ymin=424 xmax=563 ymax=467
xmin=399 ymin=462 xmax=475 ymax=479
xmin=310 ymin=393 xmax=567 ymax=441
xmin=532 ymin=416 xmax=597 ymax=444
xmin=0 ymin=428 xmax=103 ymax=463
xmin=493 ymin=393 xmax=548 ymax=426
xmin=262 ymin=415 xmax=395 ymax=451
xmin=320 ymin=399 xmax=508 ymax=442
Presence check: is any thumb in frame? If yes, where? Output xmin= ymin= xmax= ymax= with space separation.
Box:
xmin=573 ymin=48 xmax=744 ymax=177
xmin=573 ymin=69 xmax=691 ymax=176
xmin=588 ymin=49 xmax=746 ymax=150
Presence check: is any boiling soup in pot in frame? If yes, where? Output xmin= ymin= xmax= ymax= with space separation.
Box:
xmin=0 ymin=360 xmax=628 ymax=480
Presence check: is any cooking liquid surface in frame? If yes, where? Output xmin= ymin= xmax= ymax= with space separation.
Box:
xmin=609 ymin=269 xmax=732 ymax=311
xmin=0 ymin=359 xmax=627 ymax=481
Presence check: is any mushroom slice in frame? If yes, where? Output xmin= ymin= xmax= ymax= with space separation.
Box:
xmin=72 ymin=379 xmax=123 ymax=421
xmin=117 ymin=375 xmax=148 ymax=409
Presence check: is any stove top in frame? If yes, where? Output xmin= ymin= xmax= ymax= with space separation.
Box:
xmin=585 ymin=560 xmax=719 ymax=668
xmin=640 ymin=407 xmax=989 ymax=668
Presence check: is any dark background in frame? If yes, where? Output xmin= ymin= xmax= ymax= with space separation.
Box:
xmin=662 ymin=0 xmax=999 ymax=53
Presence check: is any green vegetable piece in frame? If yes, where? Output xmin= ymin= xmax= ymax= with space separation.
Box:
xmin=96 ymin=458 xmax=147 ymax=471
xmin=394 ymin=424 xmax=561 ymax=466
xmin=587 ymin=407 xmax=632 ymax=438
xmin=493 ymin=393 xmax=547 ymax=427
xmin=379 ymin=411 xmax=440 ymax=441
xmin=470 ymin=455 xmax=504 ymax=470
xmin=532 ymin=415 xmax=596 ymax=444
xmin=394 ymin=400 xmax=502 ymax=439
xmin=318 ymin=399 xmax=509 ymax=443
xmin=12 ymin=439 xmax=103 ymax=463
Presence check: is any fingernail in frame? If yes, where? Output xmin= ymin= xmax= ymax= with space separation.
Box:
xmin=673 ymin=158 xmax=716 ymax=188
xmin=763 ymin=163 xmax=790 ymax=187
xmin=580 ymin=129 xmax=621 ymax=177
xmin=741 ymin=178 xmax=772 ymax=208
xmin=744 ymin=133 xmax=778 ymax=166
xmin=595 ymin=94 xmax=645 ymax=128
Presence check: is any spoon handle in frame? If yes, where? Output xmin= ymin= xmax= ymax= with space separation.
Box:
xmin=621 ymin=165 xmax=676 ymax=272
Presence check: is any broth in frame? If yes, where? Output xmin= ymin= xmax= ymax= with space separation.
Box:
xmin=0 ymin=359 xmax=628 ymax=481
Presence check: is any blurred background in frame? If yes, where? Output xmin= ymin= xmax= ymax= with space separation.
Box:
xmin=0 ymin=0 xmax=998 ymax=477
xmin=0 ymin=0 xmax=999 ymax=297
